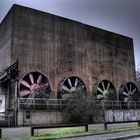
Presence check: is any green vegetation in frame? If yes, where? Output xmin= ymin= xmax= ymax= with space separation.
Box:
xmin=107 ymin=126 xmax=140 ymax=132
xmin=30 ymin=126 xmax=140 ymax=140
xmin=30 ymin=127 xmax=91 ymax=140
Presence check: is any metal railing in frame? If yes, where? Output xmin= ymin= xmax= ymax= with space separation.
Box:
xmin=19 ymin=98 xmax=140 ymax=110
xmin=101 ymin=100 xmax=140 ymax=109
xmin=19 ymin=98 xmax=65 ymax=110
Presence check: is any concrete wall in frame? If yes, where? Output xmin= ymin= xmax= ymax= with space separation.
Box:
xmin=0 ymin=7 xmax=14 ymax=115
xmin=10 ymin=4 xmax=135 ymax=98
xmin=105 ymin=109 xmax=140 ymax=122
xmin=18 ymin=110 xmax=63 ymax=126
xmin=0 ymin=7 xmax=13 ymax=71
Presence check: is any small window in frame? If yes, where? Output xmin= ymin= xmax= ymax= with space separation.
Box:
xmin=26 ymin=111 xmax=30 ymax=119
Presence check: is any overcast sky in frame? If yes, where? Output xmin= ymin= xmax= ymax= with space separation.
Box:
xmin=0 ymin=0 xmax=140 ymax=69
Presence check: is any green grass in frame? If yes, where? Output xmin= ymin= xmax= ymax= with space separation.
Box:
xmin=107 ymin=126 xmax=140 ymax=132
xmin=30 ymin=127 xmax=91 ymax=140
xmin=30 ymin=126 xmax=140 ymax=140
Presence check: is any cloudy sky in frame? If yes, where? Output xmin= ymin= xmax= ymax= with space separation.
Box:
xmin=0 ymin=0 xmax=140 ymax=69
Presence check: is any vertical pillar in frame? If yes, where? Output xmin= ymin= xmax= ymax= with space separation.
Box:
xmin=31 ymin=127 xmax=34 ymax=136
xmin=7 ymin=79 xmax=11 ymax=127
xmin=138 ymin=121 xmax=140 ymax=127
xmin=104 ymin=123 xmax=107 ymax=130
xmin=6 ymin=78 xmax=11 ymax=116
xmin=85 ymin=124 xmax=88 ymax=132
xmin=15 ymin=80 xmax=18 ymax=126
xmin=0 ymin=128 xmax=2 ymax=138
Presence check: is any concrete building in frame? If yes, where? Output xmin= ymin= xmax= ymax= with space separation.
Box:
xmin=0 ymin=4 xmax=137 ymax=126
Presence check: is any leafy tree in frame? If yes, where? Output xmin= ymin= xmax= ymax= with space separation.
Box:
xmin=62 ymin=88 xmax=104 ymax=123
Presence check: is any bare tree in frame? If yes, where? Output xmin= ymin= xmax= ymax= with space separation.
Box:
xmin=136 ymin=71 xmax=140 ymax=82
xmin=136 ymin=64 xmax=140 ymax=90
xmin=136 ymin=64 xmax=140 ymax=81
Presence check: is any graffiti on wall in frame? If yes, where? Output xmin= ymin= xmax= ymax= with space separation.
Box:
xmin=105 ymin=110 xmax=140 ymax=122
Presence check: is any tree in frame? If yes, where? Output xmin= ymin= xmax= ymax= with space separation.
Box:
xmin=136 ymin=71 xmax=140 ymax=82
xmin=136 ymin=64 xmax=140 ymax=81
xmin=62 ymin=88 xmax=103 ymax=124
xmin=136 ymin=64 xmax=140 ymax=93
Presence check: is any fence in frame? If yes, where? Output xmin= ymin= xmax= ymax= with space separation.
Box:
xmin=19 ymin=98 xmax=64 ymax=110
xmin=102 ymin=101 xmax=140 ymax=109
xmin=19 ymin=98 xmax=140 ymax=110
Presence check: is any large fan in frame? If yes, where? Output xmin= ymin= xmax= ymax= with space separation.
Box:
xmin=19 ymin=71 xmax=51 ymax=99
xmin=59 ymin=76 xmax=86 ymax=99
xmin=119 ymin=82 xmax=138 ymax=103
xmin=94 ymin=80 xmax=116 ymax=100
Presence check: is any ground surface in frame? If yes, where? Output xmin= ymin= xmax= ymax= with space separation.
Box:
xmin=2 ymin=127 xmax=30 ymax=140
xmin=61 ymin=129 xmax=140 ymax=140
xmin=1 ymin=123 xmax=140 ymax=140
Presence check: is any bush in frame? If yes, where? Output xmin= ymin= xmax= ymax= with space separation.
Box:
xmin=63 ymin=88 xmax=95 ymax=123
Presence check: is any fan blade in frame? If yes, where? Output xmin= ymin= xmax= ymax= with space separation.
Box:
xmin=37 ymin=75 xmax=42 ymax=84
xmin=124 ymin=97 xmax=129 ymax=103
xmin=123 ymin=91 xmax=128 ymax=96
xmin=29 ymin=74 xmax=34 ymax=84
xmin=20 ymin=90 xmax=30 ymax=96
xmin=68 ymin=78 xmax=72 ymax=88
xmin=74 ymin=78 xmax=78 ymax=87
xmin=97 ymin=87 xmax=103 ymax=94
xmin=21 ymin=80 xmax=30 ymax=88
xmin=132 ymin=88 xmax=136 ymax=93
xmin=97 ymin=94 xmax=104 ymax=99
xmin=62 ymin=85 xmax=70 ymax=92
xmin=102 ymin=81 xmax=105 ymax=90
xmin=107 ymin=82 xmax=110 ymax=90
xmin=130 ymin=84 xmax=132 ymax=91
xmin=125 ymin=86 xmax=129 ymax=92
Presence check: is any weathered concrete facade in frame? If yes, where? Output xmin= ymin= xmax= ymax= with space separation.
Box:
xmin=0 ymin=4 xmax=136 ymax=95
xmin=0 ymin=4 xmax=136 ymax=126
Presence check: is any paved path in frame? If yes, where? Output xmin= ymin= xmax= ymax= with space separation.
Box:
xmin=61 ymin=129 xmax=140 ymax=140
xmin=1 ymin=123 xmax=140 ymax=140
xmin=129 ymin=138 xmax=140 ymax=140
xmin=2 ymin=127 xmax=30 ymax=140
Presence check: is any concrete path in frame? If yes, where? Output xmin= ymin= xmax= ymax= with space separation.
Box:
xmin=2 ymin=127 xmax=30 ymax=140
xmin=61 ymin=129 xmax=140 ymax=140
xmin=129 ymin=138 xmax=140 ymax=140
xmin=1 ymin=123 xmax=140 ymax=140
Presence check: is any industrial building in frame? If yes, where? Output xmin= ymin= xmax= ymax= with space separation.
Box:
xmin=0 ymin=4 xmax=138 ymax=126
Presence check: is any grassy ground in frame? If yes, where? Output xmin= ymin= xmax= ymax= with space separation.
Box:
xmin=30 ymin=126 xmax=140 ymax=140
xmin=107 ymin=126 xmax=140 ymax=132
xmin=30 ymin=127 xmax=91 ymax=140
